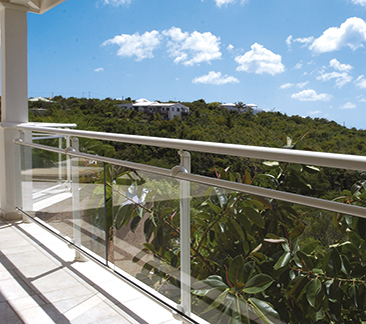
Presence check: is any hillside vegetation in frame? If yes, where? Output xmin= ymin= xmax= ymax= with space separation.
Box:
xmin=28 ymin=96 xmax=366 ymax=198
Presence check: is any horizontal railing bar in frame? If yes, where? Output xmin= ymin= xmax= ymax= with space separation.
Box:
xmin=16 ymin=124 xmax=366 ymax=171
xmin=176 ymin=173 xmax=366 ymax=219
xmin=15 ymin=208 xmax=202 ymax=324
xmin=13 ymin=139 xmax=173 ymax=177
xmin=14 ymin=139 xmax=366 ymax=218
xmin=33 ymin=135 xmax=65 ymax=140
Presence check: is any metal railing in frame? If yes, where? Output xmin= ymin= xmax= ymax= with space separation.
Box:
xmin=13 ymin=122 xmax=366 ymax=324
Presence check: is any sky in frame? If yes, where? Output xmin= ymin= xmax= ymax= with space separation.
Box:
xmin=21 ymin=0 xmax=366 ymax=129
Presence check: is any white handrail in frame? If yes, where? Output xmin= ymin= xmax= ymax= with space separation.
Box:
xmin=13 ymin=139 xmax=366 ymax=218
xmin=16 ymin=124 xmax=366 ymax=171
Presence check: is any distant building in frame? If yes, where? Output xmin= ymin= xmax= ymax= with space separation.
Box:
xmin=118 ymin=99 xmax=189 ymax=120
xmin=29 ymin=96 xmax=53 ymax=102
xmin=220 ymin=102 xmax=262 ymax=114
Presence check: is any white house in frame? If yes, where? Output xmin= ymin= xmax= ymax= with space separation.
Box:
xmin=118 ymin=98 xmax=189 ymax=120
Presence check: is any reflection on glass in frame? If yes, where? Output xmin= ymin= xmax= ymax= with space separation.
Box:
xmin=112 ymin=166 xmax=182 ymax=303
xmin=21 ymin=147 xmax=107 ymax=261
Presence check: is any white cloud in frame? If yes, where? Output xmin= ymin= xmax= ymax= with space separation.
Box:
xmin=316 ymin=71 xmax=352 ymax=88
xmin=329 ymin=58 xmax=353 ymax=72
xmin=214 ymin=0 xmax=247 ymax=7
xmin=235 ymin=43 xmax=285 ymax=75
xmin=294 ymin=61 xmax=302 ymax=69
xmin=297 ymin=81 xmax=309 ymax=88
xmin=192 ymin=71 xmax=239 ymax=85
xmin=291 ymin=89 xmax=332 ymax=101
xmin=102 ymin=31 xmax=162 ymax=61
xmin=351 ymin=0 xmax=366 ymax=6
xmin=280 ymin=81 xmax=309 ymax=89
xmin=163 ymin=27 xmax=222 ymax=66
xmin=341 ymin=102 xmax=356 ymax=109
xmin=286 ymin=35 xmax=292 ymax=48
xmin=280 ymin=83 xmax=294 ymax=89
xmin=227 ymin=44 xmax=234 ymax=52
xmin=355 ymin=75 xmax=366 ymax=88
xmin=293 ymin=36 xmax=314 ymax=46
xmin=103 ymin=0 xmax=133 ymax=6
xmin=94 ymin=67 xmax=104 ymax=72
xmin=309 ymin=17 xmax=366 ymax=53
xmin=215 ymin=0 xmax=235 ymax=7
xmin=310 ymin=110 xmax=322 ymax=115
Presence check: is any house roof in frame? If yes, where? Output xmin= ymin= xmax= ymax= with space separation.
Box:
xmin=0 ymin=0 xmax=66 ymax=14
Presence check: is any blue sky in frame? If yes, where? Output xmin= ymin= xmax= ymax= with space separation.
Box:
xmin=25 ymin=0 xmax=366 ymax=129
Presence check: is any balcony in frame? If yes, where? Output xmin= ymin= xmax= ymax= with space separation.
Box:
xmin=1 ymin=1 xmax=366 ymax=323
xmin=1 ymin=122 xmax=366 ymax=323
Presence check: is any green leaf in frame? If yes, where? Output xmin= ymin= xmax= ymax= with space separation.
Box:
xmin=262 ymin=161 xmax=280 ymax=169
xmin=114 ymin=203 xmax=134 ymax=230
xmin=273 ymin=251 xmax=291 ymax=270
xmin=198 ymin=275 xmax=229 ymax=289
xmin=288 ymin=163 xmax=303 ymax=173
xmin=236 ymin=213 xmax=251 ymax=232
xmin=229 ymin=255 xmax=245 ymax=286
xmin=243 ymin=274 xmax=274 ymax=294
xmin=242 ymin=261 xmax=256 ymax=284
xmin=229 ymin=218 xmax=246 ymax=242
xmin=208 ymin=201 xmax=222 ymax=215
xmin=214 ymin=187 xmax=228 ymax=209
xmin=306 ymin=278 xmax=322 ymax=308
xmin=143 ymin=218 xmax=154 ymax=241
xmin=289 ymin=224 xmax=305 ymax=242
xmin=302 ymin=241 xmax=319 ymax=254
xmin=248 ymin=298 xmax=280 ymax=324
xmin=130 ymin=215 xmax=141 ymax=233
xmin=328 ymin=248 xmax=342 ymax=275
xmin=243 ymin=207 xmax=264 ymax=228
xmin=296 ymin=250 xmax=314 ymax=270
xmin=303 ymin=165 xmax=320 ymax=173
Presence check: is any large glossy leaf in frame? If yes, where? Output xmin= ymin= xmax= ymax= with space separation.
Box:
xmin=289 ymin=224 xmax=305 ymax=242
xmin=243 ymin=274 xmax=274 ymax=294
xmin=273 ymin=251 xmax=291 ymax=270
xmin=242 ymin=261 xmax=256 ymax=284
xmin=114 ymin=203 xmax=134 ymax=230
xmin=229 ymin=255 xmax=245 ymax=286
xmin=306 ymin=278 xmax=322 ymax=308
xmin=208 ymin=201 xmax=222 ymax=215
xmin=243 ymin=207 xmax=264 ymax=228
xmin=130 ymin=215 xmax=141 ymax=233
xmin=248 ymin=298 xmax=280 ymax=324
xmin=328 ymin=248 xmax=342 ymax=275
xmin=229 ymin=218 xmax=246 ymax=242
xmin=214 ymin=187 xmax=228 ymax=209
xmin=296 ymin=250 xmax=314 ymax=270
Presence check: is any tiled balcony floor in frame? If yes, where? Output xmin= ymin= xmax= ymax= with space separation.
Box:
xmin=0 ymin=217 xmax=182 ymax=324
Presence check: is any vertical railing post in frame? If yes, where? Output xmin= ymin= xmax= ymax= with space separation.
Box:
xmin=70 ymin=137 xmax=86 ymax=262
xmin=58 ymin=136 xmax=63 ymax=183
xmin=66 ymin=135 xmax=71 ymax=191
xmin=19 ymin=130 xmax=33 ymax=223
xmin=179 ymin=150 xmax=191 ymax=316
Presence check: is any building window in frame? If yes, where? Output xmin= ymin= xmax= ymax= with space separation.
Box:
xmin=172 ymin=108 xmax=175 ymax=112
xmin=177 ymin=108 xmax=180 ymax=112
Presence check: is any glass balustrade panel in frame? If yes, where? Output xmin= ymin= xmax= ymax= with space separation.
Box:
xmin=111 ymin=165 xmax=182 ymax=303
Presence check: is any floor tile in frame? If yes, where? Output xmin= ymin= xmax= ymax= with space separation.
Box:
xmin=0 ymin=277 xmax=37 ymax=301
xmin=8 ymin=295 xmax=46 ymax=312
xmin=41 ymin=284 xmax=96 ymax=304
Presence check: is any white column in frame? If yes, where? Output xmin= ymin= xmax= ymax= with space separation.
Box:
xmin=0 ymin=4 xmax=28 ymax=220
